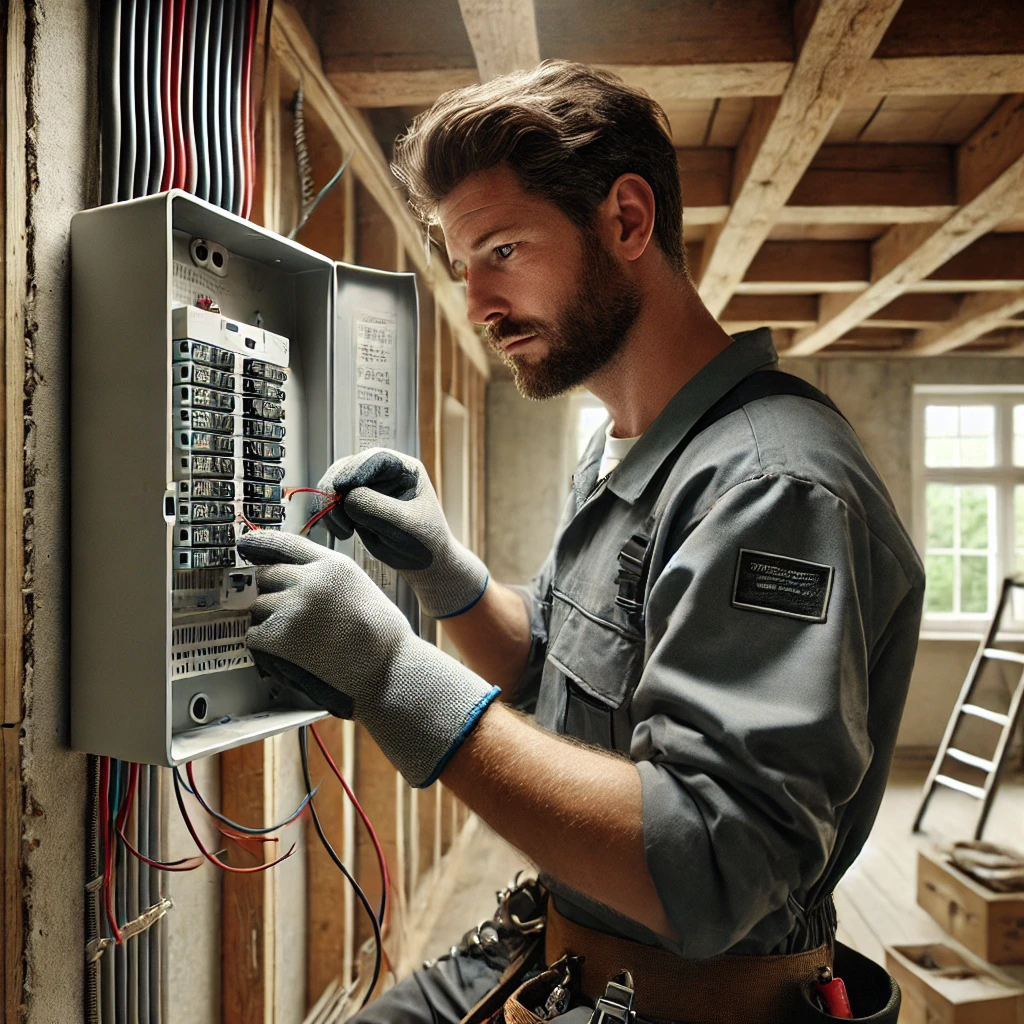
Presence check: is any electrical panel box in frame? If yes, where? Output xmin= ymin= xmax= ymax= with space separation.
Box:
xmin=71 ymin=191 xmax=419 ymax=765
xmin=334 ymin=261 xmax=420 ymax=628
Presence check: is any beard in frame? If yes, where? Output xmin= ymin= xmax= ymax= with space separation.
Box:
xmin=484 ymin=229 xmax=642 ymax=400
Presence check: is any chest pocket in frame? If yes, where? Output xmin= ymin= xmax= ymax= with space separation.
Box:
xmin=538 ymin=592 xmax=646 ymax=752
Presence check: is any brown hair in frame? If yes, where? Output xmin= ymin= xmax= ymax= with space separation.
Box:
xmin=391 ymin=60 xmax=687 ymax=274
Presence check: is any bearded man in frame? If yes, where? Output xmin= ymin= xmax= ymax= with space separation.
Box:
xmin=238 ymin=62 xmax=923 ymax=1024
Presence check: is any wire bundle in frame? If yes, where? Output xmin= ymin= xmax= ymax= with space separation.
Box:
xmin=100 ymin=0 xmax=261 ymax=215
xmin=96 ymin=742 xmax=388 ymax=1012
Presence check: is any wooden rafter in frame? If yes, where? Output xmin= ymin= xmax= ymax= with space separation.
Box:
xmin=906 ymin=291 xmax=1024 ymax=356
xmin=696 ymin=0 xmax=904 ymax=319
xmin=788 ymin=95 xmax=1024 ymax=355
xmin=457 ymin=0 xmax=539 ymax=82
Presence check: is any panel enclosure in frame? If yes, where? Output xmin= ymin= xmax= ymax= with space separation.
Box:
xmin=71 ymin=191 xmax=335 ymax=765
xmin=333 ymin=261 xmax=421 ymax=631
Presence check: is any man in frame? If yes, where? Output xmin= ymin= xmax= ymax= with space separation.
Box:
xmin=238 ymin=62 xmax=923 ymax=1023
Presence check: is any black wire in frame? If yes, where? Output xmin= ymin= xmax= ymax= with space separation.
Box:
xmin=299 ymin=727 xmax=382 ymax=1009
xmin=173 ymin=765 xmax=320 ymax=836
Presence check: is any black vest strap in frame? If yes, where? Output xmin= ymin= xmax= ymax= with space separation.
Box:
xmin=614 ymin=370 xmax=847 ymax=622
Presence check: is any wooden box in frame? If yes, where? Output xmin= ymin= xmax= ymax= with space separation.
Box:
xmin=886 ymin=943 xmax=1024 ymax=1024
xmin=918 ymin=847 xmax=1024 ymax=964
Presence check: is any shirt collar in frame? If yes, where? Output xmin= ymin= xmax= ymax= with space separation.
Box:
xmin=604 ymin=328 xmax=779 ymax=503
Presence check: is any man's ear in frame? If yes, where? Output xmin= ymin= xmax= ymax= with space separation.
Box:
xmin=598 ymin=173 xmax=656 ymax=262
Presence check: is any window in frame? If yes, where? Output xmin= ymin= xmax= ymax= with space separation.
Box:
xmin=572 ymin=393 xmax=608 ymax=462
xmin=913 ymin=387 xmax=1024 ymax=629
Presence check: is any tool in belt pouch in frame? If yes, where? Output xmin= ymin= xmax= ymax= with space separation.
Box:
xmin=542 ymin=902 xmax=901 ymax=1023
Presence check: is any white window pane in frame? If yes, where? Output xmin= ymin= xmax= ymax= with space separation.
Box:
xmin=1015 ymin=404 xmax=1024 ymax=435
xmin=1015 ymin=405 xmax=1024 ymax=466
xmin=925 ymin=438 xmax=958 ymax=467
xmin=959 ymin=405 xmax=994 ymax=437
xmin=959 ymin=437 xmax=993 ymax=467
xmin=925 ymin=405 xmax=958 ymax=438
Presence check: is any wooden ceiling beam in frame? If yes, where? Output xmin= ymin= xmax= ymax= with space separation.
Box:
xmin=906 ymin=291 xmax=1024 ymax=355
xmin=324 ymin=53 xmax=1024 ymax=109
xmin=696 ymin=0 xmax=904 ymax=319
xmin=457 ymin=0 xmax=540 ymax=82
xmin=328 ymin=69 xmax=480 ymax=109
xmin=788 ymin=96 xmax=1024 ymax=355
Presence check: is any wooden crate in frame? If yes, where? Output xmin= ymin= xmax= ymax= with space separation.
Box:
xmin=886 ymin=943 xmax=1024 ymax=1024
xmin=918 ymin=847 xmax=1024 ymax=965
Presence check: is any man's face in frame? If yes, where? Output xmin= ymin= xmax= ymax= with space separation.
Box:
xmin=438 ymin=165 xmax=641 ymax=400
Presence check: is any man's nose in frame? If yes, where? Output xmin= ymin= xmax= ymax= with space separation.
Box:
xmin=464 ymin=268 xmax=510 ymax=327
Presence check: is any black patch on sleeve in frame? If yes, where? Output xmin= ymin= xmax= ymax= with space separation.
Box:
xmin=732 ymin=549 xmax=834 ymax=622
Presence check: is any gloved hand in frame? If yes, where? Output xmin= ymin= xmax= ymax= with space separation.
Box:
xmin=237 ymin=530 xmax=499 ymax=788
xmin=313 ymin=448 xmax=489 ymax=619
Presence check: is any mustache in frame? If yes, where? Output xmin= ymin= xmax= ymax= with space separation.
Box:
xmin=484 ymin=317 xmax=551 ymax=348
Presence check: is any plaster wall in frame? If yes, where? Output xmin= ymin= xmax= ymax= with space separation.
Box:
xmin=781 ymin=355 xmax=1024 ymax=755
xmin=485 ymin=380 xmax=575 ymax=586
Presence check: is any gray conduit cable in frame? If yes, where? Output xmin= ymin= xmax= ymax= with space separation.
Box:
xmin=118 ymin=0 xmax=138 ymax=200
xmin=192 ymin=0 xmax=211 ymax=201
xmin=100 ymin=0 xmax=122 ymax=205
xmin=207 ymin=0 xmax=224 ymax=207
xmin=133 ymin=0 xmax=152 ymax=197
xmin=147 ymin=0 xmax=165 ymax=194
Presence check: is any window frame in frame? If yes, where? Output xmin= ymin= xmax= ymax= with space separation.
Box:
xmin=912 ymin=385 xmax=1024 ymax=634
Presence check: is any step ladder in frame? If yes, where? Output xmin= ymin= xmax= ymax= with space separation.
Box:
xmin=913 ymin=577 xmax=1024 ymax=840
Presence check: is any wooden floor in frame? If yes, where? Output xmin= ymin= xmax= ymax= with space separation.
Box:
xmin=834 ymin=759 xmax=1024 ymax=987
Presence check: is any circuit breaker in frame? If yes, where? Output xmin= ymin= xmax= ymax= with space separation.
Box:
xmin=71 ymin=191 xmax=418 ymax=766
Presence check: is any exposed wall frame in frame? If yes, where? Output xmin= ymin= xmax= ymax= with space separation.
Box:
xmin=2 ymin=0 xmax=27 ymax=1018
xmin=221 ymin=6 xmax=493 ymax=1012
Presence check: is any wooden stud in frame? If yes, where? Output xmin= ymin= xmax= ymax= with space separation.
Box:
xmin=354 ymin=179 xmax=398 ymax=273
xmin=328 ymin=69 xmax=481 ymax=109
xmin=353 ymin=726 xmax=399 ymax=950
xmin=304 ymin=719 xmax=349 ymax=1010
xmin=417 ymin=783 xmax=436 ymax=884
xmin=221 ymin=741 xmax=276 ymax=1024
xmin=697 ymin=0 xmax=904 ymax=317
xmin=2 ymin=4 xmax=25 ymax=1014
xmin=3 ymin=0 xmax=26 ymax=730
xmin=789 ymin=97 xmax=1024 ymax=355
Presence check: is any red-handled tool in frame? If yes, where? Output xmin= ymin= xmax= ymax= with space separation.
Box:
xmin=816 ymin=966 xmax=854 ymax=1018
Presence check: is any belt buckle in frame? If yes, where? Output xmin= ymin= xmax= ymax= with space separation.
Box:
xmin=590 ymin=971 xmax=635 ymax=1024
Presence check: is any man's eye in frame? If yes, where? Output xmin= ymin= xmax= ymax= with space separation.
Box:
xmin=494 ymin=243 xmax=516 ymax=259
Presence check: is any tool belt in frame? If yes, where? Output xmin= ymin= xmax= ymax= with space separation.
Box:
xmin=462 ymin=879 xmax=901 ymax=1024
xmin=545 ymin=900 xmax=829 ymax=1023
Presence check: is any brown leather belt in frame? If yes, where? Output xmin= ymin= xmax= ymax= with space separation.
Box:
xmin=544 ymin=901 xmax=831 ymax=1023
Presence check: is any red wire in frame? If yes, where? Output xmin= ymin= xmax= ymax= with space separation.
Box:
xmin=172 ymin=767 xmax=297 ymax=873
xmin=159 ymin=0 xmax=176 ymax=190
xmin=115 ymin=761 xmax=205 ymax=872
xmin=171 ymin=0 xmax=188 ymax=189
xmin=241 ymin=0 xmax=258 ymax=218
xmin=309 ymin=723 xmax=392 ymax=919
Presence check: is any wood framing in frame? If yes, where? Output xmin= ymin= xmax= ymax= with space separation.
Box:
xmin=221 ymin=742 xmax=276 ymax=1024
xmin=312 ymin=0 xmax=1024 ymax=357
xmin=458 ymin=0 xmax=540 ymax=82
xmin=270 ymin=4 xmax=489 ymax=378
xmin=697 ymin=0 xmax=904 ymax=317
xmin=789 ymin=95 xmax=1024 ymax=355
xmin=2 ymin=1 xmax=26 ymax=1019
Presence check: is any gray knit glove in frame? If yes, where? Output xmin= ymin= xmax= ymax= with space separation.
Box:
xmin=314 ymin=448 xmax=489 ymax=619
xmin=237 ymin=530 xmax=499 ymax=787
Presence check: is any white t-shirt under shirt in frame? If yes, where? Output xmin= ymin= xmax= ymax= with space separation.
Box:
xmin=598 ymin=424 xmax=641 ymax=480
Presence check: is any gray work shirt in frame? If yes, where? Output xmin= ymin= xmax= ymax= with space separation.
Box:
xmin=510 ymin=329 xmax=925 ymax=958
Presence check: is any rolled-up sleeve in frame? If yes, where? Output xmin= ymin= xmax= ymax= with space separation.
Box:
xmin=632 ymin=472 xmax=910 ymax=957
xmin=505 ymin=550 xmax=555 ymax=712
